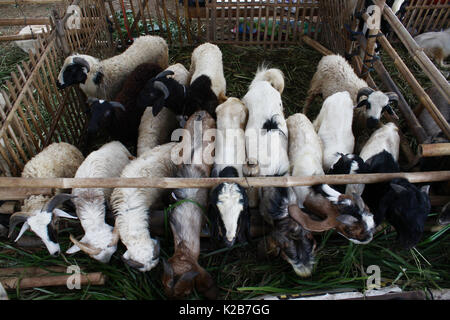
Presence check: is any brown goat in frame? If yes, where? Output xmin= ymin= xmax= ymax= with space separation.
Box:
xmin=162 ymin=111 xmax=217 ymax=299
xmin=289 ymin=191 xmax=375 ymax=244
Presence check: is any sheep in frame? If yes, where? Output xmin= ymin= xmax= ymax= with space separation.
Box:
xmin=414 ymin=28 xmax=450 ymax=68
xmin=56 ymin=35 xmax=169 ymax=100
xmin=208 ymin=97 xmax=249 ymax=247
xmin=62 ymin=141 xmax=133 ymax=263
xmin=304 ymin=54 xmax=399 ymax=129
xmin=135 ymin=63 xmax=190 ymax=128
xmin=187 ymin=42 xmax=227 ymax=117
xmin=8 ymin=142 xmax=84 ymax=255
xmin=111 ymin=142 xmax=177 ymax=272
xmin=162 ymin=110 xmax=218 ymax=299
xmin=313 ymin=91 xmax=356 ymax=172
xmin=86 ymin=63 xmax=164 ymax=149
xmin=14 ymin=25 xmax=48 ymax=54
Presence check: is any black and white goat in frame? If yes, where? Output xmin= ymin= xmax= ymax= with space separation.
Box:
xmin=208 ymin=97 xmax=249 ymax=247
xmin=359 ymin=122 xmax=431 ymax=248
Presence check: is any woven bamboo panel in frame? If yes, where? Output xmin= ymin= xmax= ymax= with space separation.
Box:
xmin=403 ymin=0 xmax=450 ymax=36
xmin=0 ymin=0 xmax=110 ymax=176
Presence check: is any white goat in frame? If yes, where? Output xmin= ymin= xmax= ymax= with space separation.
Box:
xmin=313 ymin=91 xmax=355 ymax=171
xmin=65 ymin=141 xmax=133 ymax=263
xmin=243 ymin=67 xmax=289 ymax=177
xmin=287 ymin=113 xmax=324 ymax=207
xmin=111 ymin=142 xmax=177 ymax=272
xmin=414 ymin=28 xmax=450 ymax=68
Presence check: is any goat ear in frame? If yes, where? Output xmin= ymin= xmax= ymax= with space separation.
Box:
xmin=335 ymin=214 xmax=359 ymax=226
xmin=420 ymin=185 xmax=430 ymax=195
xmin=390 ymin=182 xmax=408 ymax=194
xmin=152 ymin=99 xmax=165 ymax=117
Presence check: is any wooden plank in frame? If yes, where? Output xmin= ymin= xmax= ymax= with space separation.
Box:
xmin=0 ymin=18 xmax=52 ymax=26
xmin=420 ymin=143 xmax=450 ymax=157
xmin=0 ymin=187 xmax=52 ymax=200
xmin=0 ymin=171 xmax=449 ymax=189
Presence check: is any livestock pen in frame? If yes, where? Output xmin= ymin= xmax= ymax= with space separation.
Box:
xmin=0 ymin=0 xmax=449 ymax=300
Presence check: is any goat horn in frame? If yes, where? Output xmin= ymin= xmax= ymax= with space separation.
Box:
xmin=8 ymin=211 xmax=32 ymax=238
xmin=357 ymin=87 xmax=375 ymax=102
xmin=73 ymin=57 xmax=90 ymax=72
xmin=153 ymin=81 xmax=169 ymax=100
xmin=155 ymin=70 xmax=174 ymax=79
xmin=288 ymin=205 xmax=335 ymax=232
xmin=121 ymin=256 xmax=145 ymax=270
xmin=69 ymin=234 xmax=101 ymax=256
xmin=44 ymin=194 xmax=76 ymax=213
xmin=109 ymin=101 xmax=126 ymax=111
xmin=355 ymin=99 xmax=369 ymax=109
xmin=385 ymin=92 xmax=399 ymax=104
xmin=352 ymin=193 xmax=366 ymax=212
xmin=108 ymin=224 xmax=120 ymax=247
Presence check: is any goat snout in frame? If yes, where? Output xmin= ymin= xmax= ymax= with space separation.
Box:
xmin=56 ymin=80 xmax=67 ymax=90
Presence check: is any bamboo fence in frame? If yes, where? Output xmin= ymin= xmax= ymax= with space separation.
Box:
xmin=0 ymin=0 xmax=448 ymax=195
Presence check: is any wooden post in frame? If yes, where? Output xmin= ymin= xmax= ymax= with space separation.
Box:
xmin=0 ymin=171 xmax=449 ymax=189
xmin=374 ymin=0 xmax=450 ymax=104
xmin=420 ymin=143 xmax=450 ymax=158
xmin=360 ymin=0 xmax=385 ymax=80
xmin=0 ymin=18 xmax=52 ymax=26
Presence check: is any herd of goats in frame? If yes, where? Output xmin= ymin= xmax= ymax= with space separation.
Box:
xmin=1 ymin=2 xmax=449 ymax=299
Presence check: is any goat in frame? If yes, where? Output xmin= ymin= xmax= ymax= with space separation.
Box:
xmin=162 ymin=110 xmax=218 ymax=299
xmin=209 ymin=97 xmax=250 ymax=247
xmin=414 ymin=28 xmax=450 ymax=68
xmin=63 ymin=141 xmax=133 ymax=263
xmin=304 ymin=55 xmax=399 ymax=129
xmin=111 ymin=142 xmax=177 ymax=271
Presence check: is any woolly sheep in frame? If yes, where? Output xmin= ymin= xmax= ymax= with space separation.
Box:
xmin=9 ymin=142 xmax=84 ymax=255
xmin=64 ymin=141 xmax=133 ymax=263
xmin=86 ymin=63 xmax=164 ymax=149
xmin=111 ymin=142 xmax=177 ymax=272
xmin=304 ymin=55 xmax=399 ymax=129
xmin=56 ymin=35 xmax=169 ymax=100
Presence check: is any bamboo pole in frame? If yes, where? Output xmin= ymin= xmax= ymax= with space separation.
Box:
xmin=302 ymin=35 xmax=333 ymax=55
xmin=374 ymin=0 xmax=450 ymax=104
xmin=0 ymin=266 xmax=68 ymax=277
xmin=0 ymin=171 xmax=448 ymax=189
xmin=420 ymin=143 xmax=450 ymax=157
xmin=377 ymin=35 xmax=450 ymax=141
xmin=0 ymin=272 xmax=105 ymax=290
xmin=0 ymin=34 xmax=40 ymax=42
